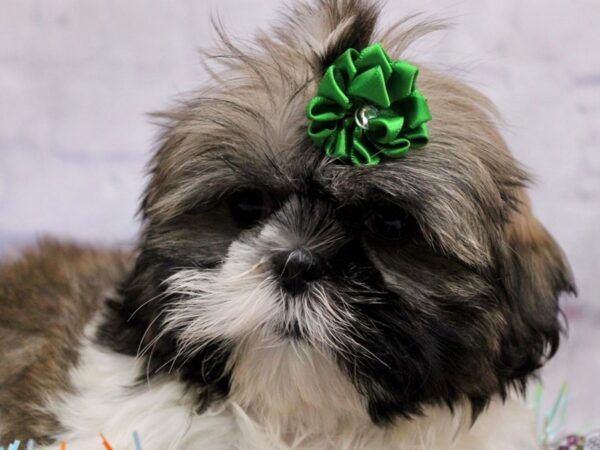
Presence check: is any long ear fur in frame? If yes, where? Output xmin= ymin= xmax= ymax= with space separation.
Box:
xmin=499 ymin=190 xmax=576 ymax=386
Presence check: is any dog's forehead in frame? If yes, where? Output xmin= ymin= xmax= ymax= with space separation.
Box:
xmin=169 ymin=98 xmax=456 ymax=210
xmin=198 ymin=93 xmax=446 ymax=207
xmin=156 ymin=71 xmax=473 ymax=210
xmin=213 ymin=132 xmax=419 ymax=204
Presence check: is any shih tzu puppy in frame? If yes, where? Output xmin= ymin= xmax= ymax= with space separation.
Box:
xmin=0 ymin=0 xmax=575 ymax=449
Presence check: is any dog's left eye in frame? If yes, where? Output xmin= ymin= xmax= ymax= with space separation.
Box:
xmin=365 ymin=205 xmax=416 ymax=240
xmin=229 ymin=189 xmax=274 ymax=229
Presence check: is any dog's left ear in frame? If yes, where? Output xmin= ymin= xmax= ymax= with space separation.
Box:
xmin=498 ymin=190 xmax=576 ymax=386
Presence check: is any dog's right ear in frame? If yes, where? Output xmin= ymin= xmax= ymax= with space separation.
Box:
xmin=498 ymin=190 xmax=576 ymax=387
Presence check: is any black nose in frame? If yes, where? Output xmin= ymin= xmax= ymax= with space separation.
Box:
xmin=272 ymin=248 xmax=326 ymax=295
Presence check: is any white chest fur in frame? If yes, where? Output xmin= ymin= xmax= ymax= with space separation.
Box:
xmin=46 ymin=341 xmax=537 ymax=450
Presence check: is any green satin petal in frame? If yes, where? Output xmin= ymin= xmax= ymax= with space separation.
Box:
xmin=323 ymin=135 xmax=335 ymax=157
xmin=307 ymin=121 xmax=337 ymax=146
xmin=387 ymin=61 xmax=418 ymax=103
xmin=306 ymin=96 xmax=346 ymax=121
xmin=354 ymin=43 xmax=392 ymax=80
xmin=348 ymin=66 xmax=391 ymax=108
xmin=306 ymin=43 xmax=432 ymax=166
xmin=352 ymin=138 xmax=381 ymax=166
xmin=334 ymin=48 xmax=359 ymax=83
xmin=402 ymin=90 xmax=432 ymax=129
xmin=402 ymin=123 xmax=429 ymax=147
xmin=367 ymin=115 xmax=405 ymax=145
xmin=318 ymin=66 xmax=351 ymax=108
xmin=378 ymin=139 xmax=411 ymax=157
xmin=329 ymin=125 xmax=351 ymax=159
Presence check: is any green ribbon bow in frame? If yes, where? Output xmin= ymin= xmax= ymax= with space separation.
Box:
xmin=306 ymin=43 xmax=432 ymax=166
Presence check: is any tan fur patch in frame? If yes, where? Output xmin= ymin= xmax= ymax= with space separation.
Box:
xmin=506 ymin=189 xmax=554 ymax=249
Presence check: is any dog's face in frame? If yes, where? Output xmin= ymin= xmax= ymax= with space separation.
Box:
xmin=106 ymin=0 xmax=575 ymax=426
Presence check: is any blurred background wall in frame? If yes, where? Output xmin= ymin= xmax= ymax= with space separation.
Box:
xmin=1 ymin=0 xmax=598 ymax=433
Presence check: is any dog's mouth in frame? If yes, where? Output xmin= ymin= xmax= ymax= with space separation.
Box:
xmin=273 ymin=290 xmax=322 ymax=340
xmin=273 ymin=316 xmax=305 ymax=340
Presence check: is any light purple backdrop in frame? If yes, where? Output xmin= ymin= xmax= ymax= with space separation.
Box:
xmin=1 ymin=0 xmax=598 ymax=434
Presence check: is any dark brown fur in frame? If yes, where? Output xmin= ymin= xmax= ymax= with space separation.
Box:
xmin=0 ymin=240 xmax=132 ymax=442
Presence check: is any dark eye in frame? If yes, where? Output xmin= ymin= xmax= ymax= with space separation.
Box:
xmin=365 ymin=205 xmax=416 ymax=240
xmin=229 ymin=189 xmax=273 ymax=229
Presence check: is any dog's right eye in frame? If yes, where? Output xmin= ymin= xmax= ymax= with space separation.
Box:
xmin=364 ymin=204 xmax=417 ymax=241
xmin=229 ymin=189 xmax=274 ymax=229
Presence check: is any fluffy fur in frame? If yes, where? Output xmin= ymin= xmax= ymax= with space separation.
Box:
xmin=0 ymin=0 xmax=575 ymax=449
xmin=0 ymin=241 xmax=131 ymax=441
xmin=44 ymin=333 xmax=537 ymax=450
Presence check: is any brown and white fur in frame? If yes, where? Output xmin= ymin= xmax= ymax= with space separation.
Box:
xmin=0 ymin=1 xmax=575 ymax=449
